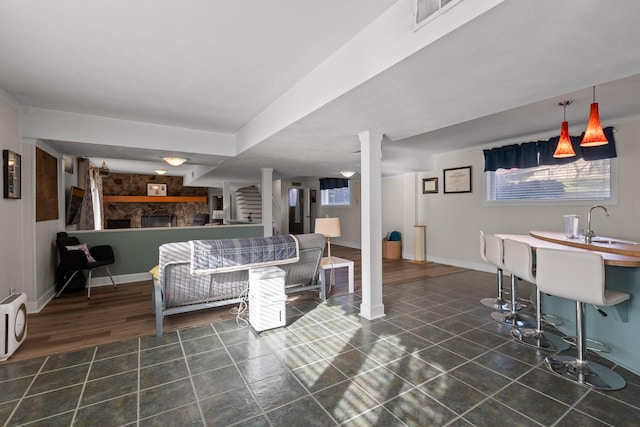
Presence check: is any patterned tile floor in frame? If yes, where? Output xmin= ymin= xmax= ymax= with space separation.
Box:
xmin=1 ymin=270 xmax=639 ymax=426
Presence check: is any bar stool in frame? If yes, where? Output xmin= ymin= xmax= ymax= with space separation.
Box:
xmin=501 ymin=239 xmax=569 ymax=351
xmin=536 ymin=247 xmax=629 ymax=390
xmin=479 ymin=232 xmax=510 ymax=311
xmin=491 ymin=238 xmax=536 ymax=329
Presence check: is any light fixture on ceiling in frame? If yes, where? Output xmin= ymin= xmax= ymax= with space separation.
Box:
xmin=553 ymin=100 xmax=576 ymax=158
xmin=99 ymin=160 xmax=110 ymax=176
xmin=155 ymin=169 xmax=168 ymax=175
xmin=581 ymin=86 xmax=609 ymax=147
xmin=162 ymin=157 xmax=187 ymax=166
xmin=340 ymin=171 xmax=356 ymax=178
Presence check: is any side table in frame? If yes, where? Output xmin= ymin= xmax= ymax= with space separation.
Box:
xmin=320 ymin=256 xmax=354 ymax=294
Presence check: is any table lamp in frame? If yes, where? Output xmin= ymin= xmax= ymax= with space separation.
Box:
xmin=315 ymin=217 xmax=341 ymax=261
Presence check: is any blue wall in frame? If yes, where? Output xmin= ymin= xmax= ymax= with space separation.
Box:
xmin=69 ymin=225 xmax=263 ymax=276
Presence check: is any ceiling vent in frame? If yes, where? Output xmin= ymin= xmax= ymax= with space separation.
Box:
xmin=415 ymin=0 xmax=462 ymax=27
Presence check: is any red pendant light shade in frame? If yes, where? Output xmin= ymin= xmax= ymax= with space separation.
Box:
xmin=553 ymin=101 xmax=576 ymax=158
xmin=554 ymin=121 xmax=575 ymax=158
xmin=581 ymin=90 xmax=608 ymax=147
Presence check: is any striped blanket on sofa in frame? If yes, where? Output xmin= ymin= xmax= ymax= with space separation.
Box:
xmin=189 ymin=235 xmax=299 ymax=275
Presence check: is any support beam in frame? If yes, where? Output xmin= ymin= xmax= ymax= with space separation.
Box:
xmin=359 ymin=131 xmax=385 ymax=320
xmin=223 ymin=182 xmax=231 ymax=223
xmin=261 ymin=168 xmax=273 ymax=237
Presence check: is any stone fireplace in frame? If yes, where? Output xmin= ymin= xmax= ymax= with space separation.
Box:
xmin=102 ymin=174 xmax=209 ymax=227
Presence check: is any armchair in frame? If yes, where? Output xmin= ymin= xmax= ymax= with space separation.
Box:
xmin=55 ymin=232 xmax=117 ymax=298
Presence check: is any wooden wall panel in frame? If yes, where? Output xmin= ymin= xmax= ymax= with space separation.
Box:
xmin=36 ymin=147 xmax=58 ymax=222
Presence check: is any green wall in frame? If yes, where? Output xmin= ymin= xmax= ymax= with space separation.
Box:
xmin=69 ymin=225 xmax=263 ymax=276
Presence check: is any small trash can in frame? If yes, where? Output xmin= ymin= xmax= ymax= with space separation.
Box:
xmin=382 ymin=239 xmax=402 ymax=260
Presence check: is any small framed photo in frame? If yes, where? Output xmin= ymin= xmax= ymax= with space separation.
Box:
xmin=3 ymin=150 xmax=21 ymax=199
xmin=147 ymin=183 xmax=167 ymax=196
xmin=422 ymin=177 xmax=438 ymax=194
xmin=443 ymin=166 xmax=472 ymax=194
xmin=63 ymin=156 xmax=74 ymax=174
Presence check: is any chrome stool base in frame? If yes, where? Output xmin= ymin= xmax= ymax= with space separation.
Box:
xmin=511 ymin=328 xmax=571 ymax=352
xmin=480 ymin=297 xmax=525 ymax=311
xmin=480 ymin=297 xmax=510 ymax=311
xmin=545 ymin=355 xmax=626 ymax=390
xmin=491 ymin=311 xmax=536 ymax=329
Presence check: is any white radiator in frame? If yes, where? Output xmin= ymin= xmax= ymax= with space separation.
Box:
xmin=0 ymin=292 xmax=27 ymax=361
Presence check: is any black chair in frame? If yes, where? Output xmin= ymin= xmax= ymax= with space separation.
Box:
xmin=55 ymin=232 xmax=116 ymax=298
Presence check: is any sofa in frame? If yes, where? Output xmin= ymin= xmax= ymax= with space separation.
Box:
xmin=152 ymin=233 xmax=326 ymax=335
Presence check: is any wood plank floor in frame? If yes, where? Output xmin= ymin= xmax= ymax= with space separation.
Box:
xmin=9 ymin=245 xmax=466 ymax=363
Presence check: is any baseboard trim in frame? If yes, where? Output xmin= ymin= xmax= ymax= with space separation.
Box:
xmin=91 ymin=272 xmax=152 ymax=287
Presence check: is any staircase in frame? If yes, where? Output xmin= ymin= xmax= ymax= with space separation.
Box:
xmin=235 ymin=185 xmax=262 ymax=223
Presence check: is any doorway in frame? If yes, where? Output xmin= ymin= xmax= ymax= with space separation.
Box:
xmin=288 ymin=187 xmax=310 ymax=234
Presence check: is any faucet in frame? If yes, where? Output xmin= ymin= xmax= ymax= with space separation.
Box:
xmin=585 ymin=205 xmax=609 ymax=243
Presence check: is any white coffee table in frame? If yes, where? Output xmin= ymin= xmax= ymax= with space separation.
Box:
xmin=320 ymin=256 xmax=354 ymax=294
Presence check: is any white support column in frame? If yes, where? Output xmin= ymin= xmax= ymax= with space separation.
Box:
xmin=359 ymin=131 xmax=385 ymax=320
xmin=261 ymin=168 xmax=273 ymax=237
xmin=223 ymin=182 xmax=231 ymax=222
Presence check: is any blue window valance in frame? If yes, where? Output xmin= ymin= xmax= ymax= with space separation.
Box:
xmin=484 ymin=127 xmax=616 ymax=172
xmin=319 ymin=178 xmax=349 ymax=190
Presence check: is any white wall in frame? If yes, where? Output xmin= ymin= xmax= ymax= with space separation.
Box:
xmin=382 ymin=175 xmax=405 ymax=238
xmin=315 ymin=180 xmax=362 ymax=249
xmin=381 ymin=174 xmax=420 ymax=259
xmin=0 ymin=98 xmax=65 ymax=310
xmin=399 ymin=118 xmax=640 ymax=272
xmin=0 ymin=93 xmax=23 ymax=300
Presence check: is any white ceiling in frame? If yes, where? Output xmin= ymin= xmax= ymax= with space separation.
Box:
xmin=1 ymin=0 xmax=640 ymax=185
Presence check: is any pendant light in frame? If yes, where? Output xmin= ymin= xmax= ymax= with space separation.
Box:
xmin=99 ymin=160 xmax=110 ymax=176
xmin=553 ymin=101 xmax=576 ymax=158
xmin=581 ymin=86 xmax=608 ymax=147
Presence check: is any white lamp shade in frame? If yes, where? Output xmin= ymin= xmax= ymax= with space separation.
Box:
xmin=315 ymin=217 xmax=341 ymax=238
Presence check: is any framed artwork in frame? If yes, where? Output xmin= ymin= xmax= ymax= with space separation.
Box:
xmin=3 ymin=149 xmax=21 ymax=199
xmin=310 ymin=189 xmax=317 ymax=203
xmin=63 ymin=156 xmax=74 ymax=174
xmin=422 ymin=177 xmax=438 ymax=194
xmin=443 ymin=166 xmax=472 ymax=194
xmin=147 ymin=183 xmax=167 ymax=196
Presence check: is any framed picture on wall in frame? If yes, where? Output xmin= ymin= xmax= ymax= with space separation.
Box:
xmin=422 ymin=177 xmax=438 ymax=194
xmin=443 ymin=166 xmax=472 ymax=194
xmin=147 ymin=183 xmax=167 ymax=196
xmin=3 ymin=149 xmax=21 ymax=199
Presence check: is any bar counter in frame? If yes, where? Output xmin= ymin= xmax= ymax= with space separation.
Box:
xmin=499 ymin=232 xmax=640 ymax=375
xmin=530 ymin=230 xmax=640 ymax=259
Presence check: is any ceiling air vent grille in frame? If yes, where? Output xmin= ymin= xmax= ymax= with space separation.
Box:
xmin=415 ymin=0 xmax=460 ymax=25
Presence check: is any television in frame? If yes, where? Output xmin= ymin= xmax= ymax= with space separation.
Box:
xmin=66 ymin=186 xmax=85 ymax=225
xmin=141 ymin=215 xmax=173 ymax=228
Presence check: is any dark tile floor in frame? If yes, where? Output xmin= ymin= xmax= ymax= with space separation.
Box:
xmin=1 ymin=269 xmax=639 ymax=426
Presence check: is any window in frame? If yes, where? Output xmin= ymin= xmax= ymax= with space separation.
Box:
xmin=321 ymin=181 xmax=351 ymax=206
xmin=486 ymin=158 xmax=611 ymax=202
